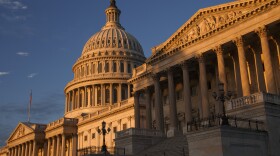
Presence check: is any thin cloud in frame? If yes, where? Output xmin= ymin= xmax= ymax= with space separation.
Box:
xmin=0 ymin=0 xmax=27 ymax=10
xmin=16 ymin=51 xmax=29 ymax=56
xmin=1 ymin=13 xmax=27 ymax=21
xmin=27 ymin=73 xmax=37 ymax=78
xmin=0 ymin=72 xmax=10 ymax=76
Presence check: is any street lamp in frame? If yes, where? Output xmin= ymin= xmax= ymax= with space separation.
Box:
xmin=212 ymin=82 xmax=232 ymax=125
xmin=97 ymin=121 xmax=111 ymax=153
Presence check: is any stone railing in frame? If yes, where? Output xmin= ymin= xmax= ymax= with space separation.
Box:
xmin=115 ymin=128 xmax=165 ymax=138
xmin=82 ymin=97 xmax=134 ymax=121
xmin=226 ymin=92 xmax=280 ymax=111
xmin=47 ymin=117 xmax=77 ymax=129
xmin=133 ymin=63 xmax=147 ymax=77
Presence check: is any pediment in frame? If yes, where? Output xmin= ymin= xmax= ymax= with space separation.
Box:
xmin=7 ymin=122 xmax=34 ymax=142
xmin=150 ymin=0 xmax=278 ymax=59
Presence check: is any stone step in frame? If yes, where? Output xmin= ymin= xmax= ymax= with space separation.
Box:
xmin=135 ymin=134 xmax=189 ymax=156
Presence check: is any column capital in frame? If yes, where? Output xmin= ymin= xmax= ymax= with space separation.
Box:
xmin=255 ymin=26 xmax=268 ymax=38
xmin=233 ymin=36 xmax=244 ymax=47
xmin=212 ymin=45 xmax=223 ymax=55
xmin=180 ymin=60 xmax=190 ymax=70
xmin=196 ymin=53 xmax=205 ymax=63
xmin=151 ymin=73 xmax=160 ymax=81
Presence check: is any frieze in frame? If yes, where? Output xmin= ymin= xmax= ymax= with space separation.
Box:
xmin=147 ymin=0 xmax=279 ymax=65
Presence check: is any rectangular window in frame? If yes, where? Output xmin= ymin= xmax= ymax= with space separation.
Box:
xmin=113 ymin=127 xmax=117 ymax=133
xmin=127 ymin=63 xmax=131 ymax=73
xmin=84 ymin=135 xmax=88 ymax=141
xmin=207 ymin=81 xmax=212 ymax=90
xmin=92 ymin=133 xmax=95 ymax=139
xmin=123 ymin=124 xmax=127 ymax=130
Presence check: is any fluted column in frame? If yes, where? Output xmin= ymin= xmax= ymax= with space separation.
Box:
xmin=181 ymin=62 xmax=192 ymax=125
xmin=134 ymin=91 xmax=140 ymax=128
xmin=110 ymin=83 xmax=113 ymax=105
xmin=56 ymin=136 xmax=60 ymax=156
xmin=197 ymin=54 xmax=210 ymax=118
xmin=72 ymin=134 xmax=77 ymax=156
xmin=118 ymin=84 xmax=122 ymax=102
xmin=28 ymin=142 xmax=32 ymax=156
xmin=20 ymin=144 xmax=24 ymax=156
xmin=92 ymin=85 xmax=95 ymax=106
xmin=32 ymin=140 xmax=38 ymax=156
xmin=72 ymin=90 xmax=75 ymax=110
xmin=128 ymin=84 xmax=131 ymax=98
xmin=61 ymin=135 xmax=66 ymax=156
xmin=152 ymin=74 xmax=164 ymax=131
xmin=253 ymin=49 xmax=267 ymax=92
xmin=256 ymin=26 xmax=277 ymax=94
xmin=47 ymin=139 xmax=51 ymax=156
xmin=214 ymin=46 xmax=227 ymax=92
xmin=101 ymin=84 xmax=104 ymax=105
xmin=14 ymin=146 xmax=17 ymax=156
xmin=145 ymin=87 xmax=152 ymax=129
xmin=43 ymin=141 xmax=48 ymax=156
xmin=22 ymin=143 xmax=27 ymax=156
xmin=52 ymin=137 xmax=57 ymax=156
xmin=84 ymin=86 xmax=87 ymax=107
xmin=77 ymin=88 xmax=81 ymax=108
xmin=234 ymin=37 xmax=251 ymax=96
xmin=167 ymin=68 xmax=178 ymax=136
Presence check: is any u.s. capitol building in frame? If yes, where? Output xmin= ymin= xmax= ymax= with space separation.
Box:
xmin=1 ymin=0 xmax=280 ymax=156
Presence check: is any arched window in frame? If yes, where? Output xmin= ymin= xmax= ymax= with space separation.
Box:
xmin=127 ymin=62 xmax=131 ymax=73
xmin=113 ymin=86 xmax=118 ymax=103
xmin=91 ymin=63 xmax=95 ymax=74
xmin=86 ymin=65 xmax=89 ymax=75
xmin=113 ymin=62 xmax=117 ymax=72
xmin=120 ymin=62 xmax=124 ymax=73
xmin=105 ymin=62 xmax=109 ymax=73
xmin=98 ymin=62 xmax=102 ymax=73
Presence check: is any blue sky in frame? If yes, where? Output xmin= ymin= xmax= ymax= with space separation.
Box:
xmin=0 ymin=0 xmax=233 ymax=146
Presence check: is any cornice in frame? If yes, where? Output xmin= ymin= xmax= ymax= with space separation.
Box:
xmin=146 ymin=0 xmax=279 ymax=65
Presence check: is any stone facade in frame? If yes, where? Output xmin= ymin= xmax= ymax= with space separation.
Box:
xmin=0 ymin=0 xmax=280 ymax=156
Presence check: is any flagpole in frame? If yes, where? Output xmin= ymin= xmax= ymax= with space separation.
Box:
xmin=28 ymin=90 xmax=32 ymax=123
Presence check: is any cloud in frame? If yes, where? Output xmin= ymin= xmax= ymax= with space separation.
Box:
xmin=1 ymin=13 xmax=27 ymax=21
xmin=27 ymin=73 xmax=37 ymax=78
xmin=16 ymin=51 xmax=29 ymax=56
xmin=0 ymin=0 xmax=27 ymax=10
xmin=0 ymin=72 xmax=10 ymax=76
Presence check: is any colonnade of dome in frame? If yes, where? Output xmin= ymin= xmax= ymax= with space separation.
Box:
xmin=64 ymin=1 xmax=145 ymax=118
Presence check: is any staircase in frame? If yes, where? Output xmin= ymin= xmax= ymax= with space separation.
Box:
xmin=134 ymin=134 xmax=189 ymax=156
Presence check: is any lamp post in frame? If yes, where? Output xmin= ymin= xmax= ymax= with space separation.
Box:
xmin=212 ymin=82 xmax=232 ymax=125
xmin=97 ymin=121 xmax=111 ymax=153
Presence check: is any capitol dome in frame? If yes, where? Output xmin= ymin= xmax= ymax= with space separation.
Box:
xmin=64 ymin=0 xmax=146 ymax=118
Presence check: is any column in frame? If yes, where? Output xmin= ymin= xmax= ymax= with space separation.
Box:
xmin=92 ymin=85 xmax=95 ymax=106
xmin=230 ymin=53 xmax=243 ymax=97
xmin=61 ymin=135 xmax=66 ymax=156
xmin=84 ymin=86 xmax=87 ymax=107
xmin=14 ymin=146 xmax=17 ymax=156
xmin=256 ymin=26 xmax=277 ymax=94
xmin=197 ymin=54 xmax=210 ymax=118
xmin=65 ymin=94 xmax=68 ymax=113
xmin=124 ymin=61 xmax=128 ymax=73
xmin=110 ymin=83 xmax=113 ymax=105
xmin=181 ymin=62 xmax=192 ymax=126
xmin=56 ymin=136 xmax=60 ymax=156
xmin=43 ymin=141 xmax=48 ymax=156
xmin=77 ymin=88 xmax=81 ymax=108
xmin=20 ymin=144 xmax=24 ymax=156
xmin=128 ymin=84 xmax=131 ymax=98
xmin=152 ymin=74 xmax=164 ymax=131
xmin=71 ymin=90 xmax=75 ymax=110
xmin=32 ymin=140 xmax=38 ymax=156
xmin=145 ymin=87 xmax=152 ymax=129
xmin=28 ymin=142 xmax=32 ymax=156
xmin=47 ymin=139 xmax=51 ymax=156
xmin=134 ymin=91 xmax=140 ymax=128
xmin=167 ymin=68 xmax=178 ymax=135
xmin=72 ymin=134 xmax=77 ymax=156
xmin=118 ymin=83 xmax=122 ymax=102
xmin=52 ymin=137 xmax=57 ymax=156
xmin=254 ymin=49 xmax=267 ymax=92
xmin=101 ymin=84 xmax=105 ymax=105
xmin=234 ymin=37 xmax=251 ymax=96
xmin=214 ymin=45 xmax=227 ymax=92
xmin=22 ymin=143 xmax=26 ymax=156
